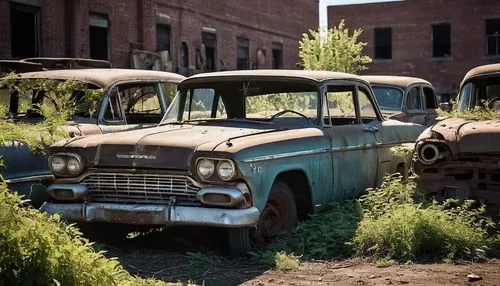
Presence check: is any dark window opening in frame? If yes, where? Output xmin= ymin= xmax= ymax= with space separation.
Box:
xmin=486 ymin=19 xmax=500 ymax=56
xmin=179 ymin=42 xmax=189 ymax=76
xmin=89 ymin=14 xmax=109 ymax=60
xmin=156 ymin=24 xmax=171 ymax=53
xmin=374 ymin=28 xmax=392 ymax=59
xmin=423 ymin=87 xmax=438 ymax=108
xmin=236 ymin=37 xmax=249 ymax=70
xmin=432 ymin=23 xmax=451 ymax=57
xmin=10 ymin=3 xmax=41 ymax=58
xmin=202 ymin=32 xmax=217 ymax=72
xmin=272 ymin=42 xmax=283 ymax=69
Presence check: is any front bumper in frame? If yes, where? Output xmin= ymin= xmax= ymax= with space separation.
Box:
xmin=40 ymin=202 xmax=260 ymax=227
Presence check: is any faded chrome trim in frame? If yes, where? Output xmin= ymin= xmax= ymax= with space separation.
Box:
xmin=40 ymin=202 xmax=260 ymax=227
xmin=47 ymin=184 xmax=89 ymax=200
xmin=242 ymin=141 xmax=414 ymax=163
xmin=5 ymin=174 xmax=55 ymax=184
xmin=196 ymin=187 xmax=245 ymax=207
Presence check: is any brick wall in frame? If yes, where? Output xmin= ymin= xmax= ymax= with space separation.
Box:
xmin=0 ymin=0 xmax=319 ymax=72
xmin=328 ymin=0 xmax=500 ymax=95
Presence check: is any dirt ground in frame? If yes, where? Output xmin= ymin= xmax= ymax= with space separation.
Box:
xmin=100 ymin=229 xmax=500 ymax=286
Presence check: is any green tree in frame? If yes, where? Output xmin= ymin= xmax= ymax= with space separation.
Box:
xmin=299 ymin=20 xmax=372 ymax=73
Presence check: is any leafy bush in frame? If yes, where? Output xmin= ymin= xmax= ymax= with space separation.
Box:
xmin=0 ymin=178 xmax=168 ymax=285
xmin=354 ymin=174 xmax=495 ymax=262
xmin=437 ymin=100 xmax=499 ymax=120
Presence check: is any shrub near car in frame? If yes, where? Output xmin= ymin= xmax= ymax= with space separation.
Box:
xmin=42 ymin=70 xmax=426 ymax=255
xmin=362 ymin=75 xmax=439 ymax=126
xmin=0 ymin=69 xmax=184 ymax=206
xmin=413 ymin=63 xmax=500 ymax=218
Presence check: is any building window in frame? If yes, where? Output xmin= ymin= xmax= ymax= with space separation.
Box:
xmin=486 ymin=18 xmax=500 ymax=56
xmin=89 ymin=14 xmax=109 ymax=60
xmin=374 ymin=27 xmax=392 ymax=59
xmin=10 ymin=2 xmax=41 ymax=58
xmin=236 ymin=37 xmax=249 ymax=70
xmin=272 ymin=42 xmax=283 ymax=69
xmin=202 ymin=31 xmax=217 ymax=72
xmin=432 ymin=23 xmax=451 ymax=57
xmin=156 ymin=24 xmax=171 ymax=53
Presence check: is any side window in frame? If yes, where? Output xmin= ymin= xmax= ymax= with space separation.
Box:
xmin=406 ymin=87 xmax=422 ymax=111
xmin=358 ymin=88 xmax=378 ymax=123
xmin=423 ymin=87 xmax=437 ymax=109
xmin=161 ymin=82 xmax=177 ymax=106
xmin=325 ymin=85 xmax=356 ymax=125
xmin=118 ymin=83 xmax=164 ymax=124
xmin=103 ymin=89 xmax=123 ymax=122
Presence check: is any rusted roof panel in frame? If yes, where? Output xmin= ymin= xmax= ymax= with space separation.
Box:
xmin=22 ymin=57 xmax=112 ymax=70
xmin=185 ymin=69 xmax=367 ymax=83
xmin=462 ymin=63 xmax=500 ymax=83
xmin=12 ymin=68 xmax=186 ymax=87
xmin=361 ymin=75 xmax=431 ymax=87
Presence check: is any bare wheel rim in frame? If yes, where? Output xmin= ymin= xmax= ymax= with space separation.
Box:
xmin=257 ymin=195 xmax=290 ymax=239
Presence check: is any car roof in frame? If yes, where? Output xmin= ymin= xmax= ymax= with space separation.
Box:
xmin=462 ymin=63 xmax=500 ymax=84
xmin=12 ymin=68 xmax=186 ymax=87
xmin=183 ymin=69 xmax=368 ymax=83
xmin=361 ymin=75 xmax=431 ymax=88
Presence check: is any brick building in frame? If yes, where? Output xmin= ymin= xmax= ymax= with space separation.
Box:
xmin=328 ymin=0 xmax=500 ymax=98
xmin=0 ymin=0 xmax=318 ymax=74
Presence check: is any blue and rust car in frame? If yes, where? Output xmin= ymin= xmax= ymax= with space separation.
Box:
xmin=0 ymin=69 xmax=185 ymax=206
xmin=41 ymin=70 xmax=425 ymax=255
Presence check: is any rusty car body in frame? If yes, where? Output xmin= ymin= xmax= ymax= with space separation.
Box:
xmin=412 ymin=63 xmax=500 ymax=218
xmin=41 ymin=70 xmax=426 ymax=255
xmin=362 ymin=75 xmax=438 ymax=126
xmin=0 ymin=68 xmax=185 ymax=206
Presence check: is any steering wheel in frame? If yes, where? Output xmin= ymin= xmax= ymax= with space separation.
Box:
xmin=270 ymin=109 xmax=312 ymax=125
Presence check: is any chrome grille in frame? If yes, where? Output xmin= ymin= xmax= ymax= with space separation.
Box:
xmin=81 ymin=173 xmax=200 ymax=204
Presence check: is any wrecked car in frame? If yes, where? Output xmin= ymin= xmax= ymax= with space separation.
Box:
xmin=41 ymin=70 xmax=426 ymax=255
xmin=413 ymin=63 xmax=500 ymax=218
xmin=0 ymin=69 xmax=185 ymax=206
xmin=362 ymin=75 xmax=438 ymax=126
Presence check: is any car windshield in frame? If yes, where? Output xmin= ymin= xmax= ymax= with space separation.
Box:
xmin=457 ymin=75 xmax=500 ymax=112
xmin=372 ymin=86 xmax=404 ymax=111
xmin=161 ymin=79 xmax=319 ymax=124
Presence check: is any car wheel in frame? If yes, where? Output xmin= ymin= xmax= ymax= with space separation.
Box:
xmin=227 ymin=180 xmax=297 ymax=256
xmin=78 ymin=223 xmax=130 ymax=243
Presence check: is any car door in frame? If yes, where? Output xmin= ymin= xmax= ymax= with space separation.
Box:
xmin=322 ymin=81 xmax=379 ymax=201
xmin=404 ymin=85 xmax=426 ymax=125
xmin=98 ymin=81 xmax=169 ymax=133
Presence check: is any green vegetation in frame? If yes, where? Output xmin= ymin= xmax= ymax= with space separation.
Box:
xmin=0 ymin=177 xmax=170 ymax=285
xmin=299 ymin=20 xmax=372 ymax=73
xmin=437 ymin=99 xmax=500 ymax=120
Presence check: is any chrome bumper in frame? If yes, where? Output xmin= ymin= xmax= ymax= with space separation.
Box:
xmin=40 ymin=202 xmax=260 ymax=228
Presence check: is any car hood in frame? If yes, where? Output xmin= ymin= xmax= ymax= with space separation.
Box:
xmin=51 ymin=123 xmax=278 ymax=170
xmin=430 ymin=117 xmax=500 ymax=154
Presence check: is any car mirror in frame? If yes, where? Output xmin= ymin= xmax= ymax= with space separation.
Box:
xmin=438 ymin=102 xmax=451 ymax=112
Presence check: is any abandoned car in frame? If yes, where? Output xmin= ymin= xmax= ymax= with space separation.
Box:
xmin=41 ymin=70 xmax=426 ymax=255
xmin=413 ymin=63 xmax=500 ymax=218
xmin=0 ymin=69 xmax=185 ymax=206
xmin=362 ymin=75 xmax=438 ymax=126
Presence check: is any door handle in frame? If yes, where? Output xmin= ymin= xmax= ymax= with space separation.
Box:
xmin=363 ymin=126 xmax=379 ymax=133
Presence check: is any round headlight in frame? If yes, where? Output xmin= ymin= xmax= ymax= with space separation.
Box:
xmin=217 ymin=161 xmax=235 ymax=180
xmin=50 ymin=156 xmax=66 ymax=173
xmin=66 ymin=156 xmax=82 ymax=174
xmin=197 ymin=159 xmax=215 ymax=178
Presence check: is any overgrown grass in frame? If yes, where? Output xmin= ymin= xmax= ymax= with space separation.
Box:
xmin=437 ymin=100 xmax=500 ymax=120
xmin=0 ymin=178 xmax=172 ymax=285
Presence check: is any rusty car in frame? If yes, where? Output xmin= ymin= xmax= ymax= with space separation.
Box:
xmin=41 ymin=70 xmax=426 ymax=255
xmin=0 ymin=68 xmax=185 ymax=206
xmin=412 ymin=63 xmax=500 ymax=218
xmin=362 ymin=75 xmax=439 ymax=126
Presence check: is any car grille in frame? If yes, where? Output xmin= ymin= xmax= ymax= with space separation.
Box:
xmin=81 ymin=173 xmax=200 ymax=204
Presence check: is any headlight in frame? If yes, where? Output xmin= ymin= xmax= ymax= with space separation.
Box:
xmin=50 ymin=156 xmax=66 ymax=173
xmin=66 ymin=156 xmax=82 ymax=174
xmin=217 ymin=160 xmax=235 ymax=181
xmin=197 ymin=159 xmax=215 ymax=178
xmin=417 ymin=143 xmax=440 ymax=165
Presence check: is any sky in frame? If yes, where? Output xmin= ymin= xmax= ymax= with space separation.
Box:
xmin=319 ymin=0 xmax=401 ymax=27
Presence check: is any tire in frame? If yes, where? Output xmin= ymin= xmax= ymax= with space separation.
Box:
xmin=227 ymin=180 xmax=298 ymax=256
xmin=78 ymin=223 xmax=130 ymax=244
